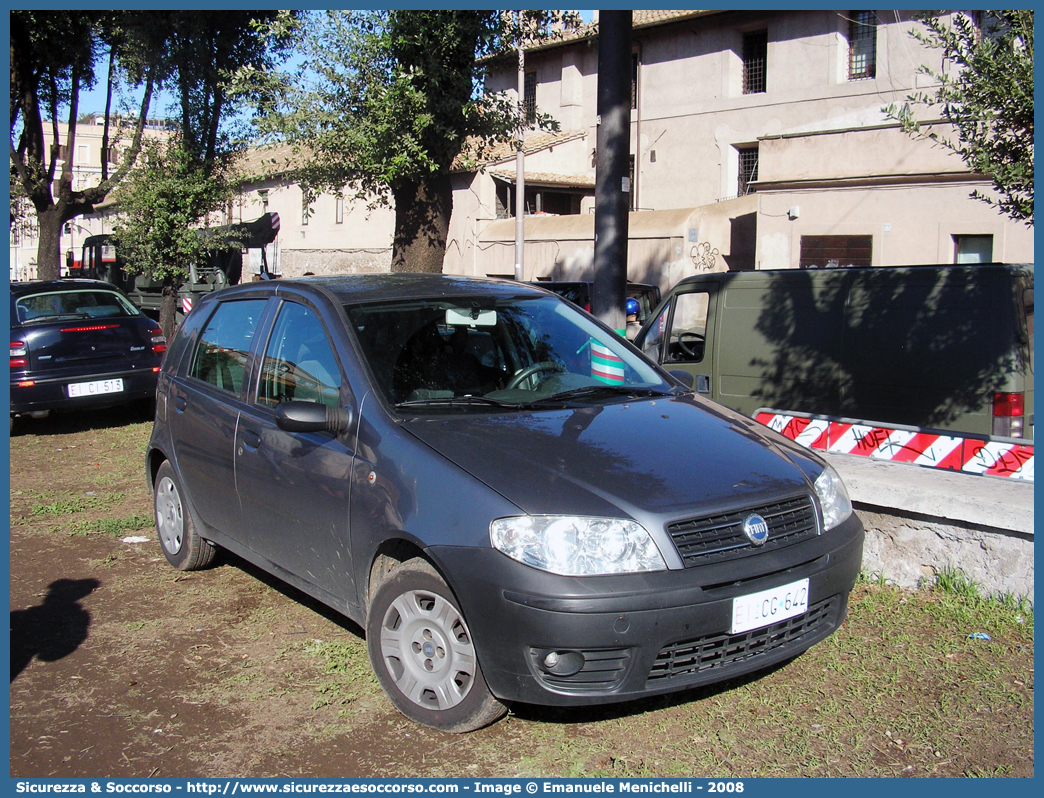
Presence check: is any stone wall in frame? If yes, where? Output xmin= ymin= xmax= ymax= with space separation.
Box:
xmin=276 ymin=249 xmax=392 ymax=278
xmin=857 ymin=506 xmax=1034 ymax=601
xmin=823 ymin=453 xmax=1034 ymax=603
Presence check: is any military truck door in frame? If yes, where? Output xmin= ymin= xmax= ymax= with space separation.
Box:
xmin=640 ymin=284 xmax=719 ymax=398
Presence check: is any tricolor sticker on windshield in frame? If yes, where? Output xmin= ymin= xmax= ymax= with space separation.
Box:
xmin=591 ymin=341 xmax=625 ymax=384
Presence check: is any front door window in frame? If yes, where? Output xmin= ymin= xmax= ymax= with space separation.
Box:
xmin=258 ymin=302 xmax=342 ymax=408
xmin=665 ymin=292 xmax=710 ymax=364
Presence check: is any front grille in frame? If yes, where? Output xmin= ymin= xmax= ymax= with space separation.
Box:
xmin=667 ymin=495 xmax=818 ymax=567
xmin=528 ymin=647 xmax=632 ymax=692
xmin=647 ymin=595 xmax=838 ymax=685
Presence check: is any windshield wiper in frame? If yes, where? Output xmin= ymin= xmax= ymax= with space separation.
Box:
xmin=24 ymin=312 xmax=91 ymax=324
xmin=395 ymin=395 xmax=521 ymax=410
xmin=521 ymin=385 xmax=674 ymax=406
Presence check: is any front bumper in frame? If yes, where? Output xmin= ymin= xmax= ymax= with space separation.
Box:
xmin=430 ymin=511 xmax=863 ymax=706
xmin=11 ymin=366 xmax=159 ymax=414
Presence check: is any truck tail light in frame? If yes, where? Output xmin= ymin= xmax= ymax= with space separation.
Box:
xmin=992 ymin=392 xmax=1025 ymax=438
xmin=11 ymin=340 xmax=27 ymax=369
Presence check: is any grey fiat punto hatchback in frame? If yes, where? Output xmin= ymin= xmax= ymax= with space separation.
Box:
xmin=146 ymin=274 xmax=863 ymax=732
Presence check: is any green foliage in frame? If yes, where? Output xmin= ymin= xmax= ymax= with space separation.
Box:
xmin=10 ymin=11 xmax=290 ymax=279
xmin=885 ymin=11 xmax=1033 ymax=225
xmin=109 ymin=138 xmax=236 ymax=283
xmin=241 ymin=11 xmax=578 ymax=266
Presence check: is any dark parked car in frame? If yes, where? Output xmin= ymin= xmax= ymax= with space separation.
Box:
xmin=10 ymin=279 xmax=166 ymax=427
xmin=146 ymin=274 xmax=863 ymax=732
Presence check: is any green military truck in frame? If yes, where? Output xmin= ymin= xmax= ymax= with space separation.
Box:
xmin=76 ymin=212 xmax=281 ymax=326
xmin=636 ymin=264 xmax=1034 ymax=442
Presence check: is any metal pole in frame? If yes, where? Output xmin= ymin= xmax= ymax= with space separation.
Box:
xmin=591 ymin=10 xmax=632 ymax=335
xmin=514 ymin=15 xmax=526 ymax=282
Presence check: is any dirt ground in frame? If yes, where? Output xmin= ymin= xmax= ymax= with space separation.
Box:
xmin=8 ymin=408 xmax=1035 ymax=779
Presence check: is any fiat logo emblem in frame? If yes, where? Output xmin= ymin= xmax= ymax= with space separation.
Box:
xmin=743 ymin=513 xmax=770 ymax=546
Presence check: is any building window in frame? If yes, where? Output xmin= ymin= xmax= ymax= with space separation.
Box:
xmin=954 ymin=234 xmax=994 ymax=264
xmin=848 ymin=11 xmax=877 ymax=80
xmin=301 ymin=197 xmax=310 ymax=226
xmin=631 ymin=52 xmax=639 ymax=109
xmin=742 ymin=30 xmax=768 ymax=94
xmin=737 ymin=145 xmax=759 ymax=196
xmin=77 ymin=144 xmax=89 ymax=164
xmin=524 ymin=70 xmax=537 ymax=125
xmin=495 ymin=182 xmax=512 ymax=220
xmin=495 ymin=180 xmax=590 ymax=218
xmin=259 ymin=189 xmax=269 ymax=212
xmin=335 ymin=196 xmax=344 ymax=224
xmin=799 ymin=235 xmax=873 ymax=269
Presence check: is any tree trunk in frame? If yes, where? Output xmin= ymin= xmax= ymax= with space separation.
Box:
xmin=159 ymin=279 xmax=181 ymax=341
xmin=389 ymin=172 xmax=453 ymax=273
xmin=35 ymin=207 xmax=64 ymax=281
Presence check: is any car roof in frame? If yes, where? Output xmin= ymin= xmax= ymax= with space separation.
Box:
xmin=229 ymin=273 xmax=551 ymax=305
xmin=9 ymin=279 xmax=125 ymax=299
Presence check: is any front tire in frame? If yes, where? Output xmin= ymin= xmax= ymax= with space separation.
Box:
xmin=153 ymin=461 xmax=216 ymax=571
xmin=367 ymin=558 xmax=506 ymax=733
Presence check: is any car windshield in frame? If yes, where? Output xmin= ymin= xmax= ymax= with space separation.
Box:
xmin=15 ymin=289 xmax=140 ymax=324
xmin=345 ymin=294 xmax=673 ymax=411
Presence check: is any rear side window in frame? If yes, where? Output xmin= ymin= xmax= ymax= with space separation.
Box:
xmin=188 ymin=300 xmax=267 ymax=395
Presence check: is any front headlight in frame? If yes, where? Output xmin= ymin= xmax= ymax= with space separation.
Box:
xmin=814 ymin=464 xmax=853 ymax=531
xmin=490 ymin=516 xmax=667 ymax=576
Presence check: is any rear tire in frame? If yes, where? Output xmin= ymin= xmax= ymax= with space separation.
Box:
xmin=367 ymin=558 xmax=506 ymax=733
xmin=153 ymin=461 xmax=216 ymax=571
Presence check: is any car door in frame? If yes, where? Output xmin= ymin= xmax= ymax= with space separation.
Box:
xmin=234 ymin=296 xmax=358 ymax=606
xmin=640 ymin=286 xmax=718 ymax=398
xmin=167 ymin=298 xmax=269 ymax=538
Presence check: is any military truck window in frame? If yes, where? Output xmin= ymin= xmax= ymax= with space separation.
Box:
xmin=188 ymin=300 xmax=266 ymax=395
xmin=258 ymin=302 xmax=342 ymax=408
xmin=665 ymin=291 xmax=710 ymax=364
xmin=1024 ymin=287 xmax=1034 ymax=358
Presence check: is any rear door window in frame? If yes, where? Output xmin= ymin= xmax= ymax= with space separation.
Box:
xmin=188 ymin=300 xmax=267 ymax=395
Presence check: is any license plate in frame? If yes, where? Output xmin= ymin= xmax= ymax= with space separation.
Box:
xmin=68 ymin=378 xmax=124 ymax=398
xmin=730 ymin=578 xmax=810 ymax=634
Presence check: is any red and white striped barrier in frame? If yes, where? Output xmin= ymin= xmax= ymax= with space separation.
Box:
xmin=754 ymin=409 xmax=1034 ymax=482
xmin=182 ymin=296 xmax=194 ymax=315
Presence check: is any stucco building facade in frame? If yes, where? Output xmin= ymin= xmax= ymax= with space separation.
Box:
xmin=444 ymin=9 xmax=1033 ymax=288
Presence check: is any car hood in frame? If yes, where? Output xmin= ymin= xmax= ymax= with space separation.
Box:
xmin=400 ymin=394 xmax=814 ymax=523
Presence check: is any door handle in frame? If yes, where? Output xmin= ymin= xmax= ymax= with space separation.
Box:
xmin=240 ymin=430 xmax=261 ymax=450
xmin=173 ymin=395 xmax=188 ymax=411
xmin=696 ymin=374 xmax=711 ymax=394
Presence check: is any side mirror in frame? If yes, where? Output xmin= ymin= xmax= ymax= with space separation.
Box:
xmin=668 ymin=370 xmax=695 ymax=389
xmin=275 ymin=400 xmax=353 ymax=434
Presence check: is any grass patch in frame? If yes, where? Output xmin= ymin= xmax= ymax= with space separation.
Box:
xmin=30 ymin=491 xmax=126 ymax=517
xmin=68 ymin=513 xmax=153 ymax=538
xmin=304 ymin=637 xmax=379 ymax=711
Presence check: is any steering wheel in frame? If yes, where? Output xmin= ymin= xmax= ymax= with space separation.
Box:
xmin=506 ymin=361 xmax=562 ymax=390
xmin=677 ymin=332 xmax=705 ymax=359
